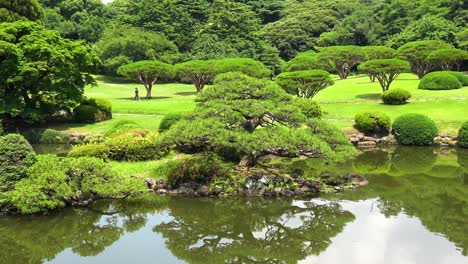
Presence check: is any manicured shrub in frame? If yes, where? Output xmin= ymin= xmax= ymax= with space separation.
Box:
xmin=159 ymin=113 xmax=186 ymax=132
xmin=73 ymin=105 xmax=102 ymax=123
xmin=381 ymin=89 xmax=411 ymax=105
xmin=105 ymin=135 xmax=169 ymax=161
xmin=105 ymin=120 xmax=144 ymax=137
xmin=457 ymin=121 xmax=468 ymax=148
xmin=392 ymin=113 xmax=438 ymax=145
xmin=292 ymin=98 xmax=322 ymax=118
xmin=67 ymin=143 xmax=110 ymax=160
xmin=166 ymin=154 xmax=232 ymax=187
xmin=354 ymin=112 xmax=391 ymax=135
xmin=38 ymin=129 xmax=70 ymax=144
xmin=0 ymin=134 xmax=37 ymax=192
xmin=418 ymin=72 xmax=462 ymax=90
xmin=443 ymin=71 xmax=468 ymax=86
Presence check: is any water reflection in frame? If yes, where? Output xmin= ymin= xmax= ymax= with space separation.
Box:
xmin=0 ymin=147 xmax=466 ymax=263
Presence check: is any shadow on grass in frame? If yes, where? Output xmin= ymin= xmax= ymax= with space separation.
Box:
xmin=116 ymin=96 xmax=172 ymax=100
xmin=355 ymin=93 xmax=381 ymax=100
xmin=175 ymin=91 xmax=197 ymax=96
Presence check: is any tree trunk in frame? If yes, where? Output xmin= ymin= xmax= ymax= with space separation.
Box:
xmin=146 ymin=83 xmax=152 ymax=98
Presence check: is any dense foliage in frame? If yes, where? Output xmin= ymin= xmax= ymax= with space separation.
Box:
xmin=73 ymin=98 xmax=112 ymax=123
xmin=358 ymin=59 xmax=410 ymax=91
xmin=381 ymin=89 xmax=411 ymax=105
xmin=354 ymin=112 xmax=391 ymax=135
xmin=418 ymin=72 xmax=463 ymax=90
xmin=457 ymin=121 xmax=468 ymax=148
xmin=275 ymin=70 xmax=333 ymax=98
xmin=392 ymin=113 xmax=438 ymax=145
xmin=159 ymin=113 xmax=186 ymax=133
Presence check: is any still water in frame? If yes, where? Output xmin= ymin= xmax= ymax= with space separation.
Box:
xmin=1 ymin=147 xmax=467 ymax=264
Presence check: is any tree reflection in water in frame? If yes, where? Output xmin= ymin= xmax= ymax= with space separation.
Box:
xmin=154 ymin=197 xmax=355 ymax=264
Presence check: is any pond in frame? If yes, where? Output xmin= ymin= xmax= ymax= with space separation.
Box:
xmin=0 ymin=147 xmax=467 ymax=264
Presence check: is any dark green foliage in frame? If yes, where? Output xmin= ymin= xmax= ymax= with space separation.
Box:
xmin=392 ymin=114 xmax=438 ymax=145
xmin=275 ymin=70 xmax=333 ymax=98
xmin=354 ymin=112 xmax=391 ymax=135
xmin=427 ymin=49 xmax=468 ymax=71
xmin=292 ymin=98 xmax=322 ymax=118
xmin=67 ymin=143 xmax=110 ymax=160
xmin=283 ymin=51 xmax=324 ymax=72
xmin=35 ymin=129 xmax=70 ymax=144
xmin=0 ymin=134 xmax=36 ymax=192
xmin=418 ymin=72 xmax=462 ymax=90
xmin=105 ymin=135 xmax=169 ymax=162
xmin=0 ymin=119 xmax=3 ymax=135
xmin=73 ymin=105 xmax=102 ymax=123
xmin=0 ymin=0 xmax=43 ymax=22
xmin=159 ymin=113 xmax=186 ymax=133
xmin=381 ymin=89 xmax=411 ymax=105
xmin=358 ymin=59 xmax=410 ymax=91
xmin=457 ymin=121 xmax=468 ymax=148
xmin=166 ymin=154 xmax=233 ymax=187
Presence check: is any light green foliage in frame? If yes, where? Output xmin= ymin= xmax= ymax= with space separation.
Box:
xmin=427 ymin=49 xmax=468 ymax=71
xmin=362 ymin=46 xmax=396 ymax=60
xmin=292 ymin=98 xmax=322 ymax=118
xmin=457 ymin=121 xmax=468 ymax=148
xmin=95 ymin=25 xmax=179 ymax=74
xmin=358 ymin=59 xmax=410 ymax=91
xmin=354 ymin=112 xmax=391 ymax=135
xmin=213 ymin=58 xmax=270 ymax=78
xmin=118 ymin=60 xmax=173 ymax=98
xmin=397 ymin=40 xmax=452 ymax=78
xmin=0 ymin=134 xmax=36 ymax=192
xmin=441 ymin=71 xmax=468 ymax=86
xmin=159 ymin=113 xmax=186 ymax=133
xmin=381 ymin=89 xmax=411 ymax=105
xmin=392 ymin=113 xmax=438 ymax=145
xmin=419 ymin=72 xmax=462 ymax=90
xmin=0 ymin=0 xmax=43 ymax=22
xmin=105 ymin=134 xmax=169 ymax=162
xmin=174 ymin=60 xmax=216 ymax=92
xmin=318 ymin=46 xmax=366 ymax=79
xmin=0 ymin=21 xmax=99 ymax=123
xmin=275 ymin=70 xmax=334 ymax=98
xmin=104 ymin=120 xmax=145 ymax=137
xmin=67 ymin=143 xmax=110 ymax=160
xmin=36 ymin=129 xmax=70 ymax=144
xmin=283 ymin=51 xmax=325 ymax=72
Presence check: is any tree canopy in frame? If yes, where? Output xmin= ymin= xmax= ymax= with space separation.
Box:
xmin=318 ymin=46 xmax=366 ymax=79
xmin=275 ymin=70 xmax=334 ymax=98
xmin=358 ymin=59 xmax=411 ymax=91
xmin=0 ymin=0 xmax=43 ymax=22
xmin=427 ymin=48 xmax=468 ymax=71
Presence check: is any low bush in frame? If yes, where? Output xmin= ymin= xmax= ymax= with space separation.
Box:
xmin=443 ymin=71 xmax=468 ymax=86
xmin=354 ymin=112 xmax=391 ymax=135
xmin=418 ymin=72 xmax=462 ymax=90
xmin=457 ymin=121 xmax=468 ymax=148
xmin=0 ymin=134 xmax=37 ymax=192
xmin=381 ymin=89 xmax=411 ymax=105
xmin=166 ymin=154 xmax=232 ymax=187
xmin=105 ymin=120 xmax=144 ymax=137
xmin=392 ymin=113 xmax=438 ymax=145
xmin=105 ymin=135 xmax=170 ymax=161
xmin=292 ymin=98 xmax=322 ymax=118
xmin=67 ymin=143 xmax=110 ymax=160
xmin=159 ymin=113 xmax=186 ymax=132
xmin=73 ymin=98 xmax=112 ymax=123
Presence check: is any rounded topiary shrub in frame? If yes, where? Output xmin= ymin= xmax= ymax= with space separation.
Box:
xmin=418 ymin=72 xmax=462 ymax=90
xmin=159 ymin=113 xmax=186 ymax=132
xmin=381 ymin=89 xmax=411 ymax=105
xmin=292 ymin=98 xmax=322 ymax=118
xmin=67 ymin=143 xmax=110 ymax=160
xmin=73 ymin=105 xmax=102 ymax=123
xmin=105 ymin=120 xmax=143 ymax=137
xmin=443 ymin=71 xmax=468 ymax=86
xmin=457 ymin=121 xmax=468 ymax=148
xmin=105 ymin=135 xmax=169 ymax=161
xmin=0 ymin=134 xmax=37 ymax=192
xmin=354 ymin=111 xmax=391 ymax=135
xmin=392 ymin=113 xmax=438 ymax=145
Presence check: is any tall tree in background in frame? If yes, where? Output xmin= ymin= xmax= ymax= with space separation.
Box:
xmin=318 ymin=46 xmax=366 ymax=79
xmin=0 ymin=0 xmax=43 ymax=22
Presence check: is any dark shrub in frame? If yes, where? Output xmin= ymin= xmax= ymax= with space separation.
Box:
xmin=0 ymin=134 xmax=37 ymax=192
xmin=354 ymin=112 xmax=391 ymax=135
xmin=105 ymin=135 xmax=169 ymax=161
xmin=73 ymin=105 xmax=102 ymax=123
xmin=392 ymin=113 xmax=438 ymax=145
xmin=292 ymin=98 xmax=322 ymax=118
xmin=0 ymin=119 xmax=3 ymax=135
xmin=457 ymin=121 xmax=468 ymax=148
xmin=68 ymin=143 xmax=110 ymax=160
xmin=166 ymin=154 xmax=232 ymax=187
xmin=381 ymin=89 xmax=411 ymax=105
xmin=159 ymin=113 xmax=186 ymax=132
xmin=418 ymin=72 xmax=462 ymax=90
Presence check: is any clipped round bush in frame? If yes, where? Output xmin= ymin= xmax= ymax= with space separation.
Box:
xmin=105 ymin=120 xmax=144 ymax=137
xmin=105 ymin=135 xmax=169 ymax=161
xmin=442 ymin=71 xmax=468 ymax=86
xmin=292 ymin=98 xmax=322 ymax=118
xmin=354 ymin=111 xmax=391 ymax=135
xmin=392 ymin=113 xmax=438 ymax=145
xmin=73 ymin=105 xmax=102 ymax=123
xmin=0 ymin=134 xmax=37 ymax=192
xmin=38 ymin=129 xmax=70 ymax=144
xmin=457 ymin=121 xmax=468 ymax=148
xmin=159 ymin=113 xmax=186 ymax=132
xmin=418 ymin=72 xmax=462 ymax=90
xmin=67 ymin=143 xmax=110 ymax=160
xmin=381 ymin=89 xmax=411 ymax=105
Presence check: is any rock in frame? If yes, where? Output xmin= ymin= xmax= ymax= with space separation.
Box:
xmin=357 ymin=133 xmax=365 ymax=140
xmin=259 ymin=175 xmax=269 ymax=185
xmin=363 ymin=136 xmax=376 ymax=142
xmin=196 ymin=185 xmax=210 ymax=197
xmin=334 ymin=186 xmax=342 ymax=193
xmin=274 ymin=187 xmax=285 ymax=196
xmin=211 ymin=187 xmax=222 ymax=196
xmin=158 ymin=189 xmax=168 ymax=195
xmin=358 ymin=141 xmax=377 ymax=147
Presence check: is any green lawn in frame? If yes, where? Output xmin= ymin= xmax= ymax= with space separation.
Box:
xmin=54 ymin=73 xmax=467 ymax=136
